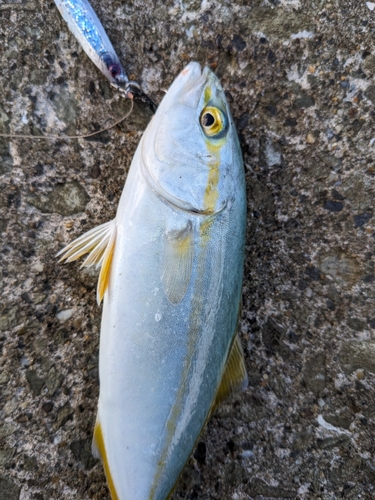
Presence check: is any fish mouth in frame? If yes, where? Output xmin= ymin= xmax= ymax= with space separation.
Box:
xmin=176 ymin=63 xmax=217 ymax=110
xmin=179 ymin=61 xmax=203 ymax=81
xmin=159 ymin=62 xmax=219 ymax=111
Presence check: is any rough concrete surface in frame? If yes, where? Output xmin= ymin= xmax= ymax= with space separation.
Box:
xmin=1 ymin=0 xmax=375 ymax=498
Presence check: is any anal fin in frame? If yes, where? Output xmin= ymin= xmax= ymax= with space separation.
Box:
xmin=213 ymin=334 xmax=248 ymax=411
xmin=92 ymin=420 xmax=119 ymax=500
xmin=57 ymin=219 xmax=117 ymax=305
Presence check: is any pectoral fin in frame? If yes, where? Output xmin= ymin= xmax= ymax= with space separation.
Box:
xmin=92 ymin=420 xmax=119 ymax=500
xmin=161 ymin=221 xmax=194 ymax=305
xmin=57 ymin=220 xmax=117 ymax=305
xmin=213 ymin=334 xmax=248 ymax=410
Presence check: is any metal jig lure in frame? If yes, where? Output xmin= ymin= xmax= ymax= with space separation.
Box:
xmin=54 ymin=0 xmax=157 ymax=112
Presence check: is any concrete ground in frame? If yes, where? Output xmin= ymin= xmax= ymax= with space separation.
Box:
xmin=1 ymin=0 xmax=375 ymax=499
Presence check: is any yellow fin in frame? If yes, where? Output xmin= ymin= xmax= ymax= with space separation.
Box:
xmin=165 ymin=335 xmax=247 ymax=499
xmin=92 ymin=420 xmax=119 ymax=500
xmin=161 ymin=221 xmax=194 ymax=305
xmin=213 ymin=334 xmax=248 ymax=410
xmin=57 ymin=219 xmax=117 ymax=305
xmin=96 ymin=226 xmax=116 ymax=305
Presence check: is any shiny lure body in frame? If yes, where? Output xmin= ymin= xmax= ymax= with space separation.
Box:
xmin=54 ymin=0 xmax=133 ymax=95
xmin=58 ymin=62 xmax=247 ymax=499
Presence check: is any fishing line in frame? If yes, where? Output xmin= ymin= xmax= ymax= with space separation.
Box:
xmin=0 ymin=98 xmax=134 ymax=141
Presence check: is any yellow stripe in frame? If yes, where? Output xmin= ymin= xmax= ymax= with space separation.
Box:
xmin=203 ymin=137 xmax=225 ymax=215
xmin=203 ymin=163 xmax=219 ymax=214
xmin=204 ymin=86 xmax=212 ymax=105
xmin=93 ymin=422 xmax=119 ymax=500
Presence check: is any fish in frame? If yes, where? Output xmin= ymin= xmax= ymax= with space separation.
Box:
xmin=53 ymin=0 xmax=157 ymax=111
xmin=57 ymin=61 xmax=247 ymax=500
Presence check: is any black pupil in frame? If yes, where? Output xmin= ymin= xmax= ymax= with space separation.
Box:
xmin=202 ymin=113 xmax=215 ymax=127
xmin=109 ymin=64 xmax=121 ymax=78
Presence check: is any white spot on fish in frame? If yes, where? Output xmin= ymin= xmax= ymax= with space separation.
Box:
xmin=155 ymin=313 xmax=162 ymax=322
xmin=153 ymin=287 xmax=159 ymax=295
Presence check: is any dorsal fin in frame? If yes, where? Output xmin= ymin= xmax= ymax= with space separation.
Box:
xmin=161 ymin=220 xmax=194 ymax=305
xmin=56 ymin=219 xmax=117 ymax=304
xmin=213 ymin=334 xmax=248 ymax=411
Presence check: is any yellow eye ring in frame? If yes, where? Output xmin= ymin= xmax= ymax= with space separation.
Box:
xmin=200 ymin=106 xmax=227 ymax=137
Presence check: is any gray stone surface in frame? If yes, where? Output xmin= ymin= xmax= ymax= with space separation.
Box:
xmin=1 ymin=0 xmax=375 ymax=499
xmin=0 ymin=475 xmax=20 ymax=500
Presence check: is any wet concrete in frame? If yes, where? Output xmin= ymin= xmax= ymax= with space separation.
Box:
xmin=1 ymin=1 xmax=375 ymax=499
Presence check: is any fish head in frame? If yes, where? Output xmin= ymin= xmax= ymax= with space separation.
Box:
xmin=141 ymin=62 xmax=242 ymax=215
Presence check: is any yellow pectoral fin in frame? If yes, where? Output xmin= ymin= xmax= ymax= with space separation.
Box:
xmin=213 ymin=334 xmax=248 ymax=410
xmin=96 ymin=226 xmax=116 ymax=305
xmin=57 ymin=219 xmax=117 ymax=305
xmin=92 ymin=421 xmax=119 ymax=500
xmin=161 ymin=221 xmax=194 ymax=305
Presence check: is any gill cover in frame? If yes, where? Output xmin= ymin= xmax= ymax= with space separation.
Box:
xmin=141 ymin=63 xmax=236 ymax=214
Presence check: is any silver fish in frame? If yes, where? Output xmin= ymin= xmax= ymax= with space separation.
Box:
xmin=58 ymin=61 xmax=247 ymax=499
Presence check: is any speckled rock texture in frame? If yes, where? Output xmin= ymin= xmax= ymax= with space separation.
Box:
xmin=1 ymin=0 xmax=375 ymax=499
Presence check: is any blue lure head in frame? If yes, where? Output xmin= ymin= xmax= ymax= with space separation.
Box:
xmin=101 ymin=52 xmax=128 ymax=85
xmin=101 ymin=52 xmax=156 ymax=111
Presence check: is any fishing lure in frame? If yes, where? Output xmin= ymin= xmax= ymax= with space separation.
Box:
xmin=54 ymin=0 xmax=156 ymax=111
xmin=0 ymin=0 xmax=154 ymax=142
xmin=58 ymin=61 xmax=247 ymax=500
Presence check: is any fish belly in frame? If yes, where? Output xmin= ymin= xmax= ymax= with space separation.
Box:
xmin=96 ymin=157 xmax=246 ymax=499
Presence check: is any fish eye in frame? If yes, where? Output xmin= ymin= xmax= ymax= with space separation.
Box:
xmin=200 ymin=106 xmax=227 ymax=138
